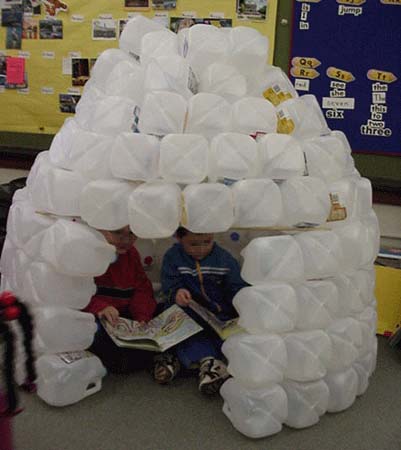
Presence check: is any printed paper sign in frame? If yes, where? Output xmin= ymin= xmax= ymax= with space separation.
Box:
xmin=6 ymin=56 xmax=25 ymax=84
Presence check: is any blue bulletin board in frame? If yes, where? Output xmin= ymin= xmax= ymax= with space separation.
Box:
xmin=289 ymin=0 xmax=401 ymax=156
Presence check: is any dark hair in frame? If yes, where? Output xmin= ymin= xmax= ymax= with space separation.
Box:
xmin=0 ymin=294 xmax=36 ymax=416
xmin=175 ymin=227 xmax=215 ymax=239
xmin=175 ymin=226 xmax=189 ymax=239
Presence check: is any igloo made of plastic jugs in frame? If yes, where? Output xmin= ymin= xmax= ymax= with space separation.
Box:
xmin=0 ymin=15 xmax=378 ymax=426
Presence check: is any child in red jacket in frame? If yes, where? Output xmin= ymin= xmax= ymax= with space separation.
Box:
xmin=84 ymin=225 xmax=160 ymax=374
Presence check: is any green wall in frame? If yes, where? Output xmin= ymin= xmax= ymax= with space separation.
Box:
xmin=0 ymin=131 xmax=53 ymax=151
xmin=1 ymin=0 xmax=400 ymax=183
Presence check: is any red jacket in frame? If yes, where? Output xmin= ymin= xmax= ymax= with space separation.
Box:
xmin=84 ymin=247 xmax=156 ymax=322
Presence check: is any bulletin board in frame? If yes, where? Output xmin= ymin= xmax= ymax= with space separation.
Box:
xmin=289 ymin=0 xmax=401 ymax=156
xmin=0 ymin=0 xmax=278 ymax=134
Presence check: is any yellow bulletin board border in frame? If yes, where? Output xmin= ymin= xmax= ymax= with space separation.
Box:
xmin=0 ymin=0 xmax=278 ymax=135
xmin=375 ymin=265 xmax=401 ymax=336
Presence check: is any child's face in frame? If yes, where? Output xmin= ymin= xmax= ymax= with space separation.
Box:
xmin=100 ymin=225 xmax=137 ymax=254
xmin=179 ymin=233 xmax=214 ymax=261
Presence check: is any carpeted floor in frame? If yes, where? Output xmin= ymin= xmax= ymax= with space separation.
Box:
xmin=11 ymin=336 xmax=401 ymax=450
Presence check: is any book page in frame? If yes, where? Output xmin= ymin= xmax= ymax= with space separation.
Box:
xmin=187 ymin=300 xmax=242 ymax=340
xmin=188 ymin=300 xmax=237 ymax=329
xmin=150 ymin=305 xmax=203 ymax=352
xmin=106 ymin=317 xmax=157 ymax=341
xmin=102 ymin=304 xmax=203 ymax=352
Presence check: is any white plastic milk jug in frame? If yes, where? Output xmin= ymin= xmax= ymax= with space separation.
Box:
xmin=37 ymin=351 xmax=107 ymax=406
xmin=295 ymin=280 xmax=339 ymax=330
xmin=21 ymin=261 xmax=96 ymax=309
xmin=111 ymin=133 xmax=160 ymax=182
xmin=283 ymin=330 xmax=332 ymax=382
xmin=233 ymin=282 xmax=298 ymax=334
xmin=80 ymin=179 xmax=134 ymax=231
xmin=241 ymin=236 xmax=305 ymax=284
xmin=222 ymin=333 xmax=287 ymax=388
xmin=282 ymin=379 xmax=329 ymax=429
xmin=159 ymin=134 xmax=208 ymax=184
xmin=324 ymin=367 xmax=358 ymax=413
xmin=34 ymin=307 xmax=97 ymax=354
xmin=257 ymin=133 xmax=305 ymax=180
xmin=209 ymin=133 xmax=258 ymax=182
xmin=182 ymin=183 xmax=234 ymax=233
xmin=231 ymin=179 xmax=282 ymax=227
xmin=221 ymin=378 xmax=288 ymax=439
xmin=128 ymin=181 xmax=182 ymax=238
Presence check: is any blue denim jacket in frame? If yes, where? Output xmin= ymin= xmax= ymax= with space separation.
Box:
xmin=161 ymin=242 xmax=247 ymax=321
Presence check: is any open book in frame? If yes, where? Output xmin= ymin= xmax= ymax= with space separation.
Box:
xmin=187 ymin=300 xmax=243 ymax=340
xmin=101 ymin=304 xmax=202 ymax=352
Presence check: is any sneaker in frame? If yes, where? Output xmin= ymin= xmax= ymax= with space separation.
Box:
xmin=198 ymin=357 xmax=230 ymax=395
xmin=152 ymin=353 xmax=180 ymax=384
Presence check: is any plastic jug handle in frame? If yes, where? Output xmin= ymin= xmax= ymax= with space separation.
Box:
xmin=83 ymin=379 xmax=102 ymax=399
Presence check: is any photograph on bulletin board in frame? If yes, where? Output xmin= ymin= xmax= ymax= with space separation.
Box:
xmin=170 ymin=17 xmax=233 ymax=33
xmin=59 ymin=93 xmax=80 ymax=113
xmin=151 ymin=0 xmax=176 ymax=9
xmin=236 ymin=0 xmax=268 ymax=21
xmin=39 ymin=19 xmax=63 ymax=39
xmin=1 ymin=5 xmax=23 ymax=26
xmin=23 ymin=0 xmax=42 ymax=15
xmin=125 ymin=0 xmax=149 ymax=8
xmin=0 ymin=56 xmax=6 ymax=86
xmin=71 ymin=58 xmax=90 ymax=86
xmin=92 ymin=19 xmax=118 ymax=40
xmin=6 ymin=24 xmax=22 ymax=49
xmin=22 ymin=17 xmax=39 ymax=39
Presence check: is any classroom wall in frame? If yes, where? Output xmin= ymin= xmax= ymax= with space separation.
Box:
xmin=0 ymin=0 xmax=277 ymax=134
xmin=275 ymin=1 xmax=401 ymax=184
xmin=0 ymin=0 xmax=400 ymax=185
xmin=373 ymin=204 xmax=401 ymax=244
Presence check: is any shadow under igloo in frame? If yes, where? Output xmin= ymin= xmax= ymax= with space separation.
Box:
xmin=0 ymin=15 xmax=379 ymax=438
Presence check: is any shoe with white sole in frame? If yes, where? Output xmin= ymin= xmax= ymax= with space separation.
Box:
xmin=198 ymin=357 xmax=230 ymax=395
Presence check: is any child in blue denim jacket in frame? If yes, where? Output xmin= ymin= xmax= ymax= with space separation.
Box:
xmin=158 ymin=227 xmax=247 ymax=395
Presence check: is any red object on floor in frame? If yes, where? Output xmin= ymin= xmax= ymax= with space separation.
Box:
xmin=0 ymin=391 xmax=14 ymax=450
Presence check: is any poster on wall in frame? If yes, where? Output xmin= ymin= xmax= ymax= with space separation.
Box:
xmin=289 ymin=1 xmax=401 ymax=156
xmin=4 ymin=56 xmax=28 ymax=89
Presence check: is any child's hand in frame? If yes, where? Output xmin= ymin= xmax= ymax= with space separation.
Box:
xmin=175 ymin=288 xmax=192 ymax=307
xmin=98 ymin=306 xmax=120 ymax=325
